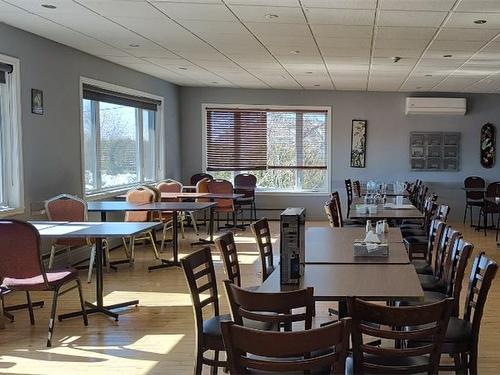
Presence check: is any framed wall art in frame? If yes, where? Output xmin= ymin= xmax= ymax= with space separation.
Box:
xmin=31 ymin=88 xmax=43 ymax=115
xmin=350 ymin=119 xmax=367 ymax=168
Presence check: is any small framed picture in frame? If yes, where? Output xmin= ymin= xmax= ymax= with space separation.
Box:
xmin=31 ymin=88 xmax=43 ymax=115
xmin=350 ymin=120 xmax=367 ymax=168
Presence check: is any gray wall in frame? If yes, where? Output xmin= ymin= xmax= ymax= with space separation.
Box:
xmin=0 ymin=22 xmax=181 ymax=214
xmin=180 ymin=87 xmax=500 ymax=220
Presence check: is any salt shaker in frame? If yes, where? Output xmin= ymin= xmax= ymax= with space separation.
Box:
xmin=365 ymin=220 xmax=372 ymax=233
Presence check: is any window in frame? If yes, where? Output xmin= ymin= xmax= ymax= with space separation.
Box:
xmin=0 ymin=56 xmax=23 ymax=213
xmin=204 ymin=105 xmax=330 ymax=192
xmin=81 ymin=81 xmax=163 ymax=195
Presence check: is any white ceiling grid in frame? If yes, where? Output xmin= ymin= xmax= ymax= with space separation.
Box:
xmin=1 ymin=0 xmax=500 ymax=92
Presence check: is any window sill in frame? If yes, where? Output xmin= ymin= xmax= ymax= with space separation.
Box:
xmin=255 ymin=191 xmax=329 ymax=197
xmin=0 ymin=207 xmax=25 ymax=218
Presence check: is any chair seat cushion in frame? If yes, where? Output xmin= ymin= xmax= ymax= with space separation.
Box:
xmin=412 ymin=260 xmax=433 ymax=275
xmin=398 ymin=291 xmax=447 ymax=307
xmin=418 ymin=274 xmax=445 ymax=292
xmin=401 ymin=229 xmax=427 ymax=237
xmin=345 ymin=353 xmax=430 ymax=374
xmin=403 ymin=236 xmax=427 ymax=247
xmin=203 ymin=314 xmax=231 ymax=337
xmin=3 ymin=268 xmax=78 ymax=291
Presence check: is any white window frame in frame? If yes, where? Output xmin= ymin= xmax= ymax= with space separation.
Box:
xmin=79 ymin=77 xmax=165 ymax=198
xmin=0 ymin=53 xmax=24 ymax=216
xmin=202 ymin=103 xmax=332 ymax=195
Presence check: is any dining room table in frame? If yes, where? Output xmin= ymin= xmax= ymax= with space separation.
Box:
xmin=30 ymin=221 xmax=164 ymax=321
xmin=305 ymin=226 xmax=409 ymax=264
xmin=348 ymin=197 xmax=423 ymax=221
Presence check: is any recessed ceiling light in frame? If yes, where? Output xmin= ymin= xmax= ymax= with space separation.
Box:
xmin=178 ymin=67 xmax=188 ymax=70
xmin=314 ymin=84 xmax=321 ymax=87
xmin=129 ymin=44 xmax=140 ymax=48
xmin=265 ymin=14 xmax=279 ymax=19
xmin=443 ymin=54 xmax=453 ymax=58
xmin=425 ymin=74 xmax=433 ymax=77
xmin=474 ymin=19 xmax=487 ymax=24
xmin=212 ymin=82 xmax=218 ymax=84
xmin=416 ymin=86 xmax=422 ymax=89
xmin=41 ymin=4 xmax=57 ymax=9
xmin=392 ymin=56 xmax=401 ymax=63
xmin=305 ymin=71 xmax=313 ymax=74
xmin=290 ymin=50 xmax=300 ymax=54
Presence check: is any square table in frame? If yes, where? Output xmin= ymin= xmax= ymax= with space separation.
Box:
xmin=257 ymin=264 xmax=423 ymax=316
xmin=305 ymin=227 xmax=409 ymax=264
xmin=87 ymin=201 xmax=217 ymax=271
xmin=31 ymin=221 xmax=163 ymax=321
xmin=349 ymin=197 xmax=423 ymax=221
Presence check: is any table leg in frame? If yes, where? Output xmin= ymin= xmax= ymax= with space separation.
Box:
xmin=338 ymin=298 xmax=348 ymax=318
xmin=149 ymin=210 xmax=182 ymax=271
xmin=99 ymin=209 xmax=128 ymax=269
xmin=191 ymin=206 xmax=215 ymax=246
xmin=58 ymin=238 xmax=139 ymax=322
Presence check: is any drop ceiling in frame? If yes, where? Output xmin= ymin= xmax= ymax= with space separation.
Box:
xmin=2 ymin=0 xmax=500 ymax=92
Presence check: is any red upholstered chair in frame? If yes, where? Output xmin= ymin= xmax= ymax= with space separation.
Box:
xmin=157 ymin=179 xmax=197 ymax=238
xmin=234 ymin=173 xmax=257 ymax=223
xmin=208 ymin=179 xmax=240 ymax=230
xmin=0 ymin=220 xmax=87 ymax=347
xmin=45 ymin=194 xmax=110 ymax=284
xmin=123 ymin=187 xmax=159 ymax=263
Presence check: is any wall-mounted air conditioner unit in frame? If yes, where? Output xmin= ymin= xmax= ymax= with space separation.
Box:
xmin=405 ymin=97 xmax=466 ymax=116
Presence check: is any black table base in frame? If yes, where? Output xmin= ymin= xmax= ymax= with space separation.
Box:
xmin=58 ymin=299 xmax=139 ymax=322
xmin=148 ymin=259 xmax=182 ymax=271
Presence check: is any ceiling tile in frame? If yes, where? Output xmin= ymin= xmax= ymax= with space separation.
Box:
xmin=375 ymin=26 xmax=437 ymax=40
xmin=310 ymin=24 xmax=372 ymax=38
xmin=446 ymin=12 xmax=500 ymax=29
xmin=428 ymin=40 xmax=487 ymax=51
xmin=378 ymin=10 xmax=447 ymax=27
xmin=304 ymin=8 xmax=375 ymax=25
xmin=438 ymin=27 xmax=500 ymax=41
xmin=152 ymin=2 xmax=236 ymax=21
xmin=245 ymin=22 xmax=311 ymax=37
xmin=379 ymin=0 xmax=456 ymax=11
xmin=80 ymin=1 xmax=163 ymax=19
xmin=455 ymin=0 xmax=500 ymax=13
xmin=229 ymin=5 xmax=305 ymax=24
xmin=317 ymin=37 xmax=371 ymax=48
xmin=302 ymin=0 xmax=376 ymax=9
xmin=225 ymin=0 xmax=298 ymax=6
xmin=375 ymin=38 xmax=429 ymax=49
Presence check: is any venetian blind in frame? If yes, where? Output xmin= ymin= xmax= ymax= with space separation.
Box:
xmin=206 ymin=108 xmax=268 ymax=171
xmin=83 ymin=84 xmax=161 ymax=111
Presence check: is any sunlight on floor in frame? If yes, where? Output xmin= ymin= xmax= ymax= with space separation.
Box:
xmin=104 ymin=291 xmax=193 ymax=307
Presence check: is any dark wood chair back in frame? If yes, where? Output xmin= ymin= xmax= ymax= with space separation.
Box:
xmin=331 ymin=191 xmax=345 ymax=226
xmin=463 ymin=253 xmax=498 ymax=343
xmin=215 ymin=232 xmax=242 ymax=287
xmin=417 ymin=185 xmax=429 ymax=211
xmin=345 ymin=179 xmax=353 ymax=217
xmin=224 ymin=281 xmax=314 ymax=330
xmin=353 ymin=180 xmax=361 ymax=197
xmin=250 ymin=218 xmax=275 ymax=282
xmin=435 ymin=204 xmax=450 ymax=222
xmin=181 ymin=247 xmax=220 ymax=339
xmin=424 ymin=219 xmax=446 ymax=266
xmin=485 ymin=181 xmax=500 ymax=197
xmin=348 ymin=297 xmax=454 ymax=374
xmin=464 ymin=176 xmax=485 ymax=201
xmin=324 ymin=196 xmax=341 ymax=228
xmin=433 ymin=227 xmax=461 ymax=279
xmin=221 ymin=318 xmax=351 ymax=374
xmin=441 ymin=237 xmax=474 ymax=315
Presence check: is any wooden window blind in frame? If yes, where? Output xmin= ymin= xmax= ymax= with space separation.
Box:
xmin=206 ymin=108 xmax=268 ymax=171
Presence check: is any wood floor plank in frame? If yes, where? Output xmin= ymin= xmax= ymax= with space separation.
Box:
xmin=0 ymin=221 xmax=499 ymax=374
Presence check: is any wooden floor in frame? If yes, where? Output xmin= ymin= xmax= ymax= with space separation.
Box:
xmin=0 ymin=220 xmax=499 ymax=374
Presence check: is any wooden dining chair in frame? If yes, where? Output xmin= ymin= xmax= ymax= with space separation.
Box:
xmin=463 ymin=176 xmax=485 ymax=226
xmin=404 ymin=218 xmax=444 ymax=262
xmin=410 ymin=237 xmax=473 ymax=317
xmin=409 ymin=253 xmax=498 ymax=374
xmin=0 ymin=220 xmax=88 ymax=347
xmin=208 ymin=179 xmax=241 ymax=230
xmin=181 ymin=247 xmax=229 ymax=375
xmin=353 ymin=180 xmax=362 ymax=198
xmin=400 ymin=195 xmax=437 ymax=237
xmin=224 ymin=281 xmax=314 ymax=331
xmin=324 ymin=197 xmax=341 ymax=227
xmin=250 ymin=218 xmax=275 ymax=283
xmin=414 ymin=225 xmax=457 ymax=277
xmin=345 ymin=179 xmax=353 ymax=218
xmin=479 ymin=181 xmax=500 ymax=237
xmin=215 ymin=231 xmax=257 ymax=290
xmin=409 ymin=220 xmax=446 ymax=273
xmin=234 ymin=173 xmax=257 ymax=223
xmin=331 ymin=191 xmax=363 ymax=227
xmin=221 ymin=318 xmax=351 ymax=375
xmin=348 ymin=297 xmax=453 ymax=374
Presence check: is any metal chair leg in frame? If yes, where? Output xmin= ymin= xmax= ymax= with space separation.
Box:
xmin=26 ymin=291 xmax=35 ymax=325
xmin=48 ymin=244 xmax=56 ymax=269
xmin=47 ymin=289 xmax=60 ymax=347
xmin=76 ymin=280 xmax=88 ymax=326
xmin=87 ymin=244 xmax=96 ymax=283
xmin=149 ymin=232 xmax=160 ymax=260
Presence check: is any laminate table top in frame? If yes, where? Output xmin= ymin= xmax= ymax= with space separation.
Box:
xmin=257 ymin=264 xmax=423 ymax=302
xmin=31 ymin=221 xmax=163 ymax=238
xmin=305 ymin=227 xmax=409 ymax=264
xmin=349 ymin=197 xmax=422 ymax=220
